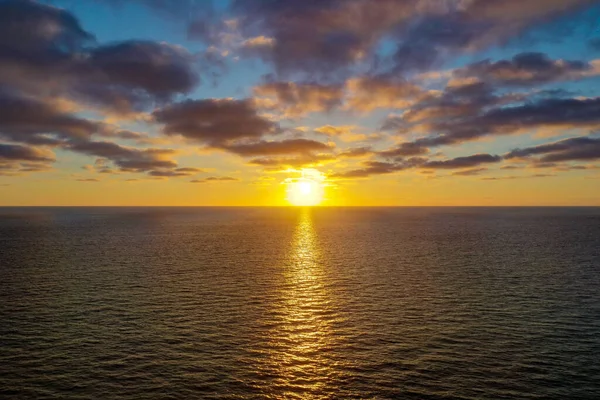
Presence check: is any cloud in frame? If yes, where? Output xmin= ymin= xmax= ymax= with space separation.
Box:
xmin=80 ymin=40 xmax=199 ymax=111
xmin=153 ymin=98 xmax=279 ymax=145
xmin=314 ymin=125 xmax=381 ymax=143
xmin=338 ymin=147 xmax=373 ymax=158
xmin=481 ymin=174 xmax=554 ymax=181
xmin=505 ymin=136 xmax=600 ymax=162
xmin=390 ymin=1 xmax=597 ymax=73
xmin=452 ymin=168 xmax=489 ymax=176
xmin=76 ymin=178 xmax=100 ymax=182
xmin=0 ymin=0 xmax=93 ymax=54
xmin=378 ymin=142 xmax=430 ymax=158
xmin=331 ymin=161 xmax=407 ymax=179
xmin=242 ymin=36 xmax=276 ymax=48
xmin=481 ymin=176 xmax=519 ymax=181
xmin=453 ymin=52 xmax=599 ymax=87
xmin=240 ymin=35 xmax=276 ymax=58
xmin=0 ymin=143 xmax=55 ymax=162
xmin=0 ymin=1 xmax=199 ymax=116
xmin=65 ymin=140 xmax=178 ymax=172
xmin=314 ymin=125 xmax=354 ymax=137
xmin=190 ymin=176 xmax=239 ymax=183
xmin=332 ymin=152 xmax=504 ymax=179
xmin=345 ymin=75 xmax=423 ymax=112
xmin=253 ymin=81 xmax=343 ymax=117
xmin=392 ymin=96 xmax=600 ymax=151
xmin=501 ymin=165 xmax=524 ymax=170
xmin=0 ymin=143 xmax=55 ymax=176
xmin=248 ymin=153 xmax=336 ymax=169
xmin=145 ymin=167 xmax=203 ymax=178
xmin=174 ymin=167 xmax=204 ymax=173
xmin=148 ymin=170 xmax=192 ymax=177
xmin=225 ymin=138 xmax=332 ymax=156
xmin=100 ymin=129 xmax=147 ymax=141
xmin=0 ymin=91 xmax=101 ymax=145
xmin=232 ymin=0 xmax=413 ymax=78
xmin=422 ymin=154 xmax=502 ymax=169
xmin=385 ymin=81 xmax=505 ymax=130
xmin=331 ymin=157 xmax=427 ymax=179
xmin=231 ymin=0 xmax=598 ymax=78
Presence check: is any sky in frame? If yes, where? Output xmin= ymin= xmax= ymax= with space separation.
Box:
xmin=1 ymin=0 xmax=600 ymax=206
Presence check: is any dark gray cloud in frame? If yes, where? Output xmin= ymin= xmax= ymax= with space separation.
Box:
xmin=140 ymin=167 xmax=202 ymax=177
xmin=78 ymin=40 xmax=199 ymax=112
xmin=378 ymin=142 xmax=430 ymax=158
xmin=505 ymin=136 xmax=600 ymax=163
xmin=392 ymin=12 xmax=484 ymax=73
xmin=0 ymin=0 xmax=93 ymax=55
xmin=331 ymin=157 xmax=426 ymax=179
xmin=0 ymin=143 xmax=55 ymax=162
xmin=331 ymin=161 xmax=405 ymax=179
xmin=153 ymin=99 xmax=279 ymax=145
xmin=66 ymin=140 xmax=178 ymax=172
xmin=391 ymin=1 xmax=598 ymax=74
xmin=384 ymin=81 xmax=505 ymax=131
xmin=231 ymin=0 xmax=598 ymax=78
xmin=148 ymin=170 xmax=192 ymax=177
xmin=454 ymin=52 xmax=594 ymax=87
xmin=0 ymin=1 xmax=199 ymax=115
xmin=391 ymin=96 xmax=600 ymax=153
xmin=422 ymin=154 xmax=502 ymax=170
xmin=333 ymin=152 xmax=504 ymax=178
xmin=0 ymin=90 xmax=100 ymax=145
xmin=232 ymin=0 xmax=406 ymax=79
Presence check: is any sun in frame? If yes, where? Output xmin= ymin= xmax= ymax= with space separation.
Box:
xmin=285 ymin=169 xmax=325 ymax=206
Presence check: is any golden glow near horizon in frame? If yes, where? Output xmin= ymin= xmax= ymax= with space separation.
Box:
xmin=285 ymin=169 xmax=326 ymax=206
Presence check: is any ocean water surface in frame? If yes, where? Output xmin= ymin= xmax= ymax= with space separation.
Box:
xmin=1 ymin=207 xmax=599 ymax=399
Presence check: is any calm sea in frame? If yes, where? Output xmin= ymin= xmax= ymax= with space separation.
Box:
xmin=1 ymin=207 xmax=599 ymax=399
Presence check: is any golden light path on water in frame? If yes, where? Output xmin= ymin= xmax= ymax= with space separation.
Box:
xmin=257 ymin=208 xmax=344 ymax=398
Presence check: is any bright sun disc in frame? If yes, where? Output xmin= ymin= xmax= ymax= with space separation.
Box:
xmin=286 ymin=170 xmax=325 ymax=206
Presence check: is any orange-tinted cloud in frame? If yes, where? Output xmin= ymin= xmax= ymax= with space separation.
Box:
xmin=253 ymin=81 xmax=343 ymax=117
xmin=345 ymin=75 xmax=423 ymax=112
xmin=225 ymin=138 xmax=332 ymax=156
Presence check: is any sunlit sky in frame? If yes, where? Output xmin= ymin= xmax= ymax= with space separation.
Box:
xmin=1 ymin=0 xmax=600 ymax=206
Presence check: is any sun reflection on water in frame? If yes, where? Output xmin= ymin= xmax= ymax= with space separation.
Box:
xmin=261 ymin=208 xmax=342 ymax=398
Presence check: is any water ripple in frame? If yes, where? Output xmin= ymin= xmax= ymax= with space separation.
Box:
xmin=1 ymin=207 xmax=599 ymax=399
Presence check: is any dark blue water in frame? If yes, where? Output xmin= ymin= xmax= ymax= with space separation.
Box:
xmin=1 ymin=207 xmax=599 ymax=399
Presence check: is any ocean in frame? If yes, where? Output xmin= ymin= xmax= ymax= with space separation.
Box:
xmin=1 ymin=207 xmax=599 ymax=399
